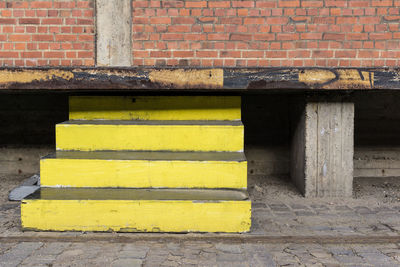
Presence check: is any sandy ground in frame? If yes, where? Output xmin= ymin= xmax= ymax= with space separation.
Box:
xmin=2 ymin=173 xmax=400 ymax=205
xmin=248 ymin=174 xmax=400 ymax=206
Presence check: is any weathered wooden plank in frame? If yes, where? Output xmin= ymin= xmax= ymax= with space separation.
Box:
xmin=0 ymin=68 xmax=399 ymax=90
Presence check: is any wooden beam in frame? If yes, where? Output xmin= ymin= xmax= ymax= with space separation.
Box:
xmin=0 ymin=68 xmax=399 ymax=91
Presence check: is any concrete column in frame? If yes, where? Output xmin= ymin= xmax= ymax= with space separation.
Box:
xmin=291 ymin=101 xmax=354 ymax=197
xmin=96 ymin=0 xmax=132 ymax=66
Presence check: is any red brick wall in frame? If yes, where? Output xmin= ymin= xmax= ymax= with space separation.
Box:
xmin=0 ymin=0 xmax=94 ymax=67
xmin=132 ymin=0 xmax=400 ymax=67
xmin=0 ymin=0 xmax=399 ymax=68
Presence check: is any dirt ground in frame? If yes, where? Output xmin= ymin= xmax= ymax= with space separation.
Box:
xmin=248 ymin=174 xmax=400 ymax=206
xmin=2 ymin=173 xmax=400 ymax=206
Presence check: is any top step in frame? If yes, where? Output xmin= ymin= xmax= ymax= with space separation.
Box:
xmin=70 ymin=96 xmax=241 ymax=121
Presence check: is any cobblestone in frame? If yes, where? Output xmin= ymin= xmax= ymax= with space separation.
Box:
xmin=2 ymin=241 xmax=399 ymax=266
xmin=112 ymin=258 xmax=143 ymax=267
xmin=1 ymin=175 xmax=400 ymax=265
xmin=0 ymin=242 xmax=43 ymax=267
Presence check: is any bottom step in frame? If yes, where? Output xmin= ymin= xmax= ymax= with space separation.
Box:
xmin=21 ymin=188 xmax=251 ymax=233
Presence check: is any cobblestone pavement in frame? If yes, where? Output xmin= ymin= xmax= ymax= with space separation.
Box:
xmin=2 ymin=178 xmax=400 ymax=239
xmin=2 ymin=175 xmax=400 ymax=266
xmin=1 ymin=241 xmax=400 ymax=266
xmin=3 ymin=199 xmax=400 ymax=240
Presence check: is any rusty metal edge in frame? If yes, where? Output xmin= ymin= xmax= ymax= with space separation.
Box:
xmin=0 ymin=67 xmax=399 ymax=91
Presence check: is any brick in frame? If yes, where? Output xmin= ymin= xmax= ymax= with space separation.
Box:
xmin=301 ymin=1 xmax=323 ymax=7
xmin=42 ymin=18 xmax=63 ymax=25
xmin=44 ymin=52 xmax=65 ymax=58
xmin=347 ymin=33 xmax=369 ymax=40
xmin=324 ymin=33 xmax=345 ymax=40
xmin=196 ymin=51 xmax=218 ymax=57
xmin=186 ymin=1 xmax=207 ymax=7
xmin=184 ymin=34 xmax=207 ymax=41
xmin=172 ymin=17 xmax=196 ymax=24
xmin=208 ymin=33 xmax=230 ymax=40
xmin=30 ymin=1 xmax=53 ymax=8
xmin=335 ymin=50 xmax=357 ymax=58
xmin=168 ymin=25 xmax=191 ymax=32
xmin=266 ymin=51 xmax=287 ymax=58
xmin=301 ymin=33 xmax=323 ymax=39
xmin=232 ymin=1 xmax=254 ymax=7
xmin=312 ymin=50 xmax=334 ymax=58
xmin=230 ymin=34 xmax=252 ymax=41
xmin=243 ymin=51 xmax=264 ymax=57
xmin=220 ymin=50 xmax=241 ymax=58
xmin=0 ymin=18 xmax=16 ymax=24
xmin=277 ymin=33 xmax=299 ymax=40
xmin=161 ymin=33 xmax=184 ymax=40
xmin=21 ymin=51 xmax=42 ymax=58
xmin=0 ymin=52 xmax=19 ymax=58
xmin=78 ymin=51 xmax=93 ymax=58
xmin=278 ymin=0 xmax=300 ymax=7
xmin=244 ymin=18 xmax=264 ymax=24
xmin=372 ymin=0 xmax=393 ymax=6
xmin=266 ymin=17 xmax=289 ymax=24
xmin=173 ymin=51 xmax=194 ymax=57
xmin=32 ymin=35 xmax=54 ymax=41
xmin=288 ymin=50 xmax=311 ymax=58
xmin=209 ymin=1 xmax=230 ymax=7
xmin=337 ymin=17 xmax=358 ymax=24
xmin=55 ymin=35 xmax=78 ymax=42
xmin=19 ymin=18 xmax=40 ymax=24
xmin=221 ymin=17 xmax=243 ymax=24
xmin=8 ymin=35 xmax=31 ymax=42
xmin=150 ymin=17 xmax=171 ymax=24
xmin=254 ymin=34 xmax=275 ymax=40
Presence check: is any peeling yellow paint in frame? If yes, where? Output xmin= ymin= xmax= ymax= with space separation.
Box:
xmin=0 ymin=69 xmax=74 ymax=84
xmin=22 ymin=199 xmax=251 ymax=233
xmin=149 ymin=69 xmax=224 ymax=88
xmin=299 ymin=69 xmax=373 ymax=89
xmin=41 ymin=158 xmax=247 ymax=189
xmin=56 ymin=122 xmax=244 ymax=152
xmin=69 ymin=96 xmax=241 ymax=121
xmin=299 ymin=69 xmax=336 ymax=84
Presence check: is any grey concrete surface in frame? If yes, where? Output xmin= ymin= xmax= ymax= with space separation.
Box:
xmin=96 ymin=0 xmax=131 ymax=66
xmin=291 ymin=102 xmax=354 ymax=197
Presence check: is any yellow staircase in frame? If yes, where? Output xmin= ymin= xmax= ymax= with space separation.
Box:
xmin=21 ymin=96 xmax=251 ymax=233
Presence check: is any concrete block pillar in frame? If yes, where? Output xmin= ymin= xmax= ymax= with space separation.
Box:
xmin=96 ymin=0 xmax=132 ymax=66
xmin=291 ymin=101 xmax=354 ymax=197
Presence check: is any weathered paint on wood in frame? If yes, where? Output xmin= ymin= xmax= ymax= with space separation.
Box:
xmin=0 ymin=68 xmax=398 ymax=90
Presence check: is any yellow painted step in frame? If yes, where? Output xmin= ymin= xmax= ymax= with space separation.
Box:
xmin=40 ymin=151 xmax=247 ymax=189
xmin=70 ymin=96 xmax=241 ymax=121
xmin=56 ymin=120 xmax=244 ymax=152
xmin=21 ymin=188 xmax=251 ymax=233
